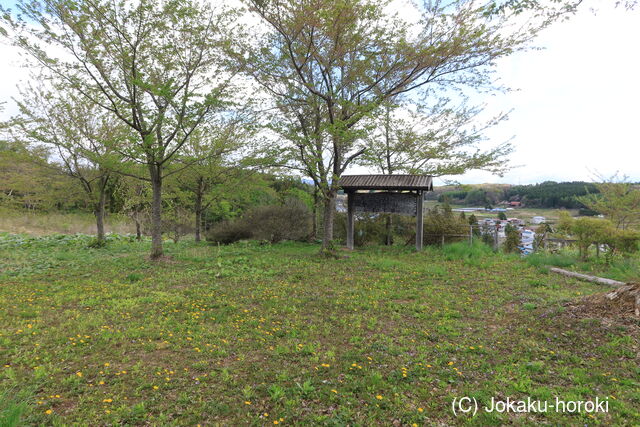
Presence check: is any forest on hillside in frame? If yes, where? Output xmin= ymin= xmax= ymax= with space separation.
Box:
xmin=434 ymin=181 xmax=601 ymax=209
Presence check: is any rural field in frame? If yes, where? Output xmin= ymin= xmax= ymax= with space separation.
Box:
xmin=1 ymin=234 xmax=638 ymax=425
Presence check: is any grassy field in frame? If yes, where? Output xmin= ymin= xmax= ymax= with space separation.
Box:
xmin=0 ymin=234 xmax=638 ymax=425
xmin=423 ymin=201 xmax=576 ymax=225
xmin=0 ymin=208 xmax=135 ymax=236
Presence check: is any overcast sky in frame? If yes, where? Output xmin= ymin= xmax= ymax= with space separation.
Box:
xmin=450 ymin=2 xmax=640 ymax=186
xmin=1 ymin=1 xmax=638 ymax=186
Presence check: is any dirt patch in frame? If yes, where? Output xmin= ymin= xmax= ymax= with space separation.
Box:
xmin=562 ymin=283 xmax=640 ymax=327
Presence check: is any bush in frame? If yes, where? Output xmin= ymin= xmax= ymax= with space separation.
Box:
xmin=423 ymin=204 xmax=469 ymax=245
xmin=206 ymin=201 xmax=312 ymax=245
xmin=245 ymin=200 xmax=312 ymax=243
xmin=604 ymin=229 xmax=640 ymax=257
xmin=163 ymin=206 xmax=193 ymax=243
xmin=206 ymin=220 xmax=253 ymax=244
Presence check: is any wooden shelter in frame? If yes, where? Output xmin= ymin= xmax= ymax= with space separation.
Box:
xmin=339 ymin=175 xmax=433 ymax=250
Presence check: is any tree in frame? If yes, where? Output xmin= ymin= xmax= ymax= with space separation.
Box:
xmin=172 ymin=116 xmax=255 ymax=242
xmin=2 ymin=0 xmax=238 ymax=258
xmin=13 ymin=84 xmax=124 ymax=244
xmin=243 ymin=0 xmax=541 ymax=249
xmin=503 ymin=223 xmax=520 ymax=253
xmin=558 ymin=211 xmax=619 ymax=260
xmin=577 ymin=175 xmax=640 ymax=230
xmin=359 ymin=101 xmax=513 ymax=177
xmin=358 ymin=100 xmax=512 ymax=245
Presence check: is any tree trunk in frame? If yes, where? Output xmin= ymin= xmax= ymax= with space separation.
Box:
xmin=150 ymin=166 xmax=163 ymax=259
xmin=195 ymin=178 xmax=202 ymax=242
xmin=321 ymin=190 xmax=337 ymax=249
xmin=94 ymin=187 xmax=107 ymax=243
xmin=135 ymin=215 xmax=142 ymax=240
xmin=312 ymin=185 xmax=319 ymax=240
xmin=549 ymin=267 xmax=625 ymax=287
xmin=195 ymin=205 xmax=202 ymax=243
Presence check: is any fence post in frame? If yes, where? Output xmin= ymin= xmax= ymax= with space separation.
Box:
xmin=469 ymin=225 xmax=473 ymax=246
xmin=346 ymin=191 xmax=355 ymax=250
xmin=494 ymin=227 xmax=499 ymax=250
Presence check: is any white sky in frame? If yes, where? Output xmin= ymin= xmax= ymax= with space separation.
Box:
xmin=1 ymin=1 xmax=639 ymax=186
xmin=452 ymin=2 xmax=640 ymax=185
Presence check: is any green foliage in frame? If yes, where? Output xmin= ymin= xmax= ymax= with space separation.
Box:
xmin=359 ymin=102 xmax=512 ymax=177
xmin=423 ymin=204 xmax=469 ymax=245
xmin=503 ymin=223 xmax=520 ymax=254
xmin=0 ymin=388 xmax=30 ymax=427
xmin=497 ymin=211 xmax=507 ymax=221
xmin=507 ymin=181 xmax=598 ymax=209
xmin=576 ymin=177 xmax=640 ymax=229
xmin=556 ymin=212 xmax=638 ymax=261
xmin=244 ymin=201 xmax=312 ymax=243
xmin=206 ymin=220 xmax=254 ymax=245
xmin=207 ymin=201 xmax=312 ymax=244
xmin=463 ymin=189 xmax=491 ymax=206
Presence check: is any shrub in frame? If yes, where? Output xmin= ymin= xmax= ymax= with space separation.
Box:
xmin=604 ymin=229 xmax=640 ymax=258
xmin=244 ymin=200 xmax=312 ymax=243
xmin=423 ymin=204 xmax=469 ymax=245
xmin=163 ymin=206 xmax=193 ymax=243
xmin=206 ymin=220 xmax=253 ymax=244
xmin=206 ymin=201 xmax=312 ymax=245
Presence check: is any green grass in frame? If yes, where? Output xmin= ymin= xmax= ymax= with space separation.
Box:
xmin=0 ymin=235 xmax=638 ymax=425
xmin=526 ymin=249 xmax=640 ymax=282
xmin=0 ymin=208 xmax=135 ymax=235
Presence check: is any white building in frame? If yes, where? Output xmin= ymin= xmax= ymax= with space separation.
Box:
xmin=532 ymin=216 xmax=546 ymax=224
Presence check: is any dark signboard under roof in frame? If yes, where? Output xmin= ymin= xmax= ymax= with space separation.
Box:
xmin=339 ymin=175 xmax=433 ymax=191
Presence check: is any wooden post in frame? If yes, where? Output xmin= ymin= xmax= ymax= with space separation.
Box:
xmin=469 ymin=225 xmax=473 ymax=246
xmin=347 ymin=191 xmax=355 ymax=250
xmin=415 ymin=190 xmax=423 ymax=251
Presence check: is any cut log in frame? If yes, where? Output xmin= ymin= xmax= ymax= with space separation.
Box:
xmin=549 ymin=267 xmax=626 ymax=287
xmin=605 ymin=283 xmax=640 ymax=317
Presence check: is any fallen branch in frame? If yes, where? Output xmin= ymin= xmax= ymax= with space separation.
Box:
xmin=549 ymin=267 xmax=626 ymax=287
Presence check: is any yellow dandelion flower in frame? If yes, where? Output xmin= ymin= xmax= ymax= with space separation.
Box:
xmin=418 ymin=407 xmax=424 ymax=413
xmin=45 ymin=409 xmax=52 ymax=414
xmin=376 ymin=395 xmax=383 ymax=400
xmin=76 ymin=372 xmax=83 ymax=377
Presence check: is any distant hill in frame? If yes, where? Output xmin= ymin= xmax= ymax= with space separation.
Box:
xmin=430 ymin=181 xmax=598 ymax=209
